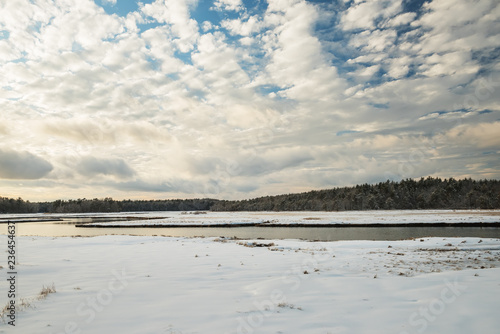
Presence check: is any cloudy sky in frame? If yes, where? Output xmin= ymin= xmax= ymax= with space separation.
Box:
xmin=0 ymin=0 xmax=499 ymax=201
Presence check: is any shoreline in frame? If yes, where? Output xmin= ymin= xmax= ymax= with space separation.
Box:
xmin=75 ymin=221 xmax=500 ymax=228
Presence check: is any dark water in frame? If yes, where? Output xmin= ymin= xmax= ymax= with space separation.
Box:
xmin=2 ymin=221 xmax=500 ymax=241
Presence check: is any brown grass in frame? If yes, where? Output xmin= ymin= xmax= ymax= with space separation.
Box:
xmin=0 ymin=284 xmax=56 ymax=323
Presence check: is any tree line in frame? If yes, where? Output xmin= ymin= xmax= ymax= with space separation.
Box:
xmin=0 ymin=177 xmax=499 ymax=213
xmin=211 ymin=177 xmax=500 ymax=211
xmin=0 ymin=197 xmax=215 ymax=214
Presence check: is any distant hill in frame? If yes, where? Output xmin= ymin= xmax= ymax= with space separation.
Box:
xmin=1 ymin=177 xmax=499 ymax=214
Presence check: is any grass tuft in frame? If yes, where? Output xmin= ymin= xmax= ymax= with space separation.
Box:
xmin=0 ymin=284 xmax=56 ymax=323
xmin=39 ymin=284 xmax=56 ymax=299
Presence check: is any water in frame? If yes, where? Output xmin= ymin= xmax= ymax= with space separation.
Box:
xmin=2 ymin=221 xmax=500 ymax=241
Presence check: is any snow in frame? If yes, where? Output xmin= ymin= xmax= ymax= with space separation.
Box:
xmin=74 ymin=210 xmax=500 ymax=226
xmin=1 ymin=210 xmax=499 ymax=226
xmin=1 ymin=234 xmax=500 ymax=334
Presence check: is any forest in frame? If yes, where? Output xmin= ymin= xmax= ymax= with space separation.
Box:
xmin=1 ymin=177 xmax=499 ymax=213
xmin=211 ymin=177 xmax=500 ymax=211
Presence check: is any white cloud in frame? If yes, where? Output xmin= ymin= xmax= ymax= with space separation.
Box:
xmin=238 ymin=36 xmax=254 ymax=46
xmin=0 ymin=40 xmax=21 ymax=62
xmin=341 ymin=0 xmax=402 ymax=31
xmin=413 ymin=0 xmax=500 ymax=55
xmin=0 ymin=0 xmax=499 ymax=200
xmin=39 ymin=2 xmax=123 ymax=55
xmin=350 ymin=64 xmax=380 ymax=82
xmin=385 ymin=56 xmax=410 ymax=79
xmin=263 ymin=0 xmax=347 ymax=103
xmin=420 ymin=51 xmax=478 ymax=77
xmin=445 ymin=121 xmax=500 ymax=149
xmin=347 ymin=54 xmax=385 ymax=65
xmin=382 ymin=12 xmax=417 ymax=28
xmin=349 ymin=29 xmax=397 ymax=53
xmin=189 ymin=32 xmax=252 ymax=103
xmin=221 ymin=15 xmax=263 ymax=36
xmin=201 ymin=21 xmax=213 ymax=32
xmin=418 ymin=110 xmax=480 ymax=121
xmin=212 ymin=0 xmax=243 ymax=12
xmin=41 ymin=118 xmax=172 ymax=146
xmin=141 ymin=0 xmax=199 ymax=52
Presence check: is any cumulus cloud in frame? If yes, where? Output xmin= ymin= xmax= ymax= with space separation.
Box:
xmin=262 ymin=0 xmax=347 ymax=105
xmin=141 ymin=0 xmax=199 ymax=52
xmin=382 ymin=12 xmax=417 ymax=28
xmin=340 ymin=0 xmax=402 ymax=31
xmin=221 ymin=16 xmax=263 ymax=36
xmin=212 ymin=0 xmax=243 ymax=12
xmin=0 ymin=0 xmax=499 ymax=201
xmin=349 ymin=29 xmax=397 ymax=53
xmin=0 ymin=149 xmax=53 ymax=180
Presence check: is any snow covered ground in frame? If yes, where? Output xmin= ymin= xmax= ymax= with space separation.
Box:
xmin=65 ymin=210 xmax=500 ymax=226
xmin=1 ymin=235 xmax=499 ymax=334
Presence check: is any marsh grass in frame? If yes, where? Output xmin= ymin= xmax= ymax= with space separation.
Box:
xmin=0 ymin=284 xmax=56 ymax=323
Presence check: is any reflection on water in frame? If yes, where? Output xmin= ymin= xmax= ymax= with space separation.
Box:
xmin=1 ymin=221 xmax=500 ymax=241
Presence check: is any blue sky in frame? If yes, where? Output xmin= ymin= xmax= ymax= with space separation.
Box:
xmin=0 ymin=0 xmax=499 ymax=201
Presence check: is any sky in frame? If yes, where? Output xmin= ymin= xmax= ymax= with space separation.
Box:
xmin=0 ymin=0 xmax=499 ymax=202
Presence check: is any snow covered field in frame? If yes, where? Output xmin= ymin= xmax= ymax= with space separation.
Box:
xmin=68 ymin=210 xmax=500 ymax=227
xmin=1 ymin=235 xmax=500 ymax=334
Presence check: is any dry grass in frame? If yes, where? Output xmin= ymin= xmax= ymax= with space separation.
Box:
xmin=0 ymin=284 xmax=56 ymax=323
xmin=277 ymin=302 xmax=303 ymax=311
xmin=39 ymin=284 xmax=56 ymax=298
xmin=238 ymin=241 xmax=275 ymax=248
